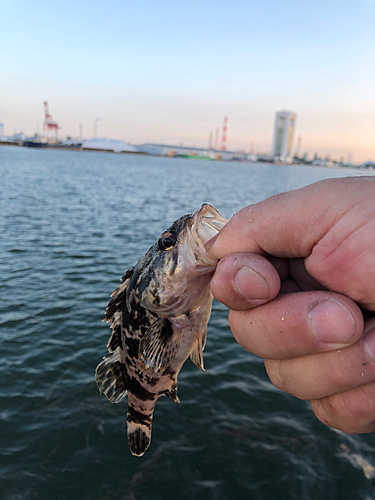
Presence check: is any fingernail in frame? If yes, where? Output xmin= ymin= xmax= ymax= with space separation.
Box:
xmin=364 ymin=327 xmax=375 ymax=362
xmin=234 ymin=266 xmax=269 ymax=300
xmin=308 ymin=299 xmax=356 ymax=344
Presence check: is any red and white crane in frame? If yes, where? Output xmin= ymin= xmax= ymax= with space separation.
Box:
xmin=43 ymin=101 xmax=60 ymax=141
xmin=220 ymin=115 xmax=228 ymax=151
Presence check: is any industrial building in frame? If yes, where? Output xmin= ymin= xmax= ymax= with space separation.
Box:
xmin=136 ymin=143 xmax=248 ymax=161
xmin=271 ymin=110 xmax=297 ymax=160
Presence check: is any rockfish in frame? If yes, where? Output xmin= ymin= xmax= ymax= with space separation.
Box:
xmin=95 ymin=204 xmax=227 ymax=456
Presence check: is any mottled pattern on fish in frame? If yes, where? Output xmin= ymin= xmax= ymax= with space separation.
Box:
xmin=96 ymin=205 xmax=227 ymax=456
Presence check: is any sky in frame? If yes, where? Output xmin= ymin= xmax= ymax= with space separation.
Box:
xmin=0 ymin=0 xmax=374 ymax=162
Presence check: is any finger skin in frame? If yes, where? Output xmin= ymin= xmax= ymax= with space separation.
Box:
xmin=310 ymin=383 xmax=375 ymax=434
xmin=264 ymin=319 xmax=375 ymax=434
xmin=228 ymin=291 xmax=364 ymax=359
xmin=289 ymin=258 xmax=326 ymax=291
xmin=209 ymin=177 xmax=375 ymax=259
xmin=210 ymin=253 xmax=281 ymax=311
xmin=264 ymin=336 xmax=373 ymax=401
xmin=208 ymin=177 xmax=375 ymax=309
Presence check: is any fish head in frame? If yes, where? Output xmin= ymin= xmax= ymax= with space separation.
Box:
xmin=133 ymin=204 xmax=227 ymax=316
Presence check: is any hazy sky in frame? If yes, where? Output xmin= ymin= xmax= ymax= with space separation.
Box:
xmin=1 ymin=0 xmax=374 ymax=161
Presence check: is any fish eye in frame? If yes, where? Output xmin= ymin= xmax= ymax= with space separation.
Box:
xmin=158 ymin=232 xmax=177 ymax=251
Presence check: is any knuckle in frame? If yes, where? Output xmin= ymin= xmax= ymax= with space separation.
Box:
xmin=228 ymin=310 xmax=239 ymax=337
xmin=265 ymin=360 xmax=290 ymax=393
xmin=310 ymin=392 xmax=370 ymax=434
xmin=264 ymin=359 xmax=282 ymax=388
xmin=228 ymin=311 xmax=248 ymax=349
xmin=265 ymin=359 xmax=310 ymax=400
xmin=310 ymin=398 xmax=336 ymax=428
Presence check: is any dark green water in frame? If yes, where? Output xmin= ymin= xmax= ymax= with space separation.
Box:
xmin=1 ymin=146 xmax=375 ymax=500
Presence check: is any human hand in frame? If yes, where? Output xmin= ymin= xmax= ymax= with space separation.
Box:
xmin=207 ymin=176 xmax=375 ymax=434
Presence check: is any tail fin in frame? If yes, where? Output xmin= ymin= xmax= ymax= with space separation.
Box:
xmin=128 ymin=426 xmax=151 ymax=457
xmin=127 ymin=405 xmax=154 ymax=457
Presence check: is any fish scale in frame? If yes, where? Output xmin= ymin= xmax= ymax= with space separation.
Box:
xmin=95 ymin=204 xmax=227 ymax=456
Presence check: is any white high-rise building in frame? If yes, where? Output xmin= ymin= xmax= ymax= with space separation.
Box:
xmin=272 ymin=111 xmax=297 ymax=159
xmin=0 ymin=123 xmax=4 ymax=137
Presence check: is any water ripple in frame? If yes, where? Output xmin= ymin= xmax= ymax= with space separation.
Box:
xmin=1 ymin=146 xmax=374 ymax=500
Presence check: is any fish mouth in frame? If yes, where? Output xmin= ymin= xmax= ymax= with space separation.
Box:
xmin=195 ymin=204 xmax=227 ymax=246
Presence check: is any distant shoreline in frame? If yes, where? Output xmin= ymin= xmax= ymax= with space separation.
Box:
xmin=0 ymin=141 xmax=371 ymax=170
xmin=0 ymin=141 xmax=146 ymax=155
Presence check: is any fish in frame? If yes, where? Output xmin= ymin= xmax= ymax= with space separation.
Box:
xmin=95 ymin=204 xmax=227 ymax=456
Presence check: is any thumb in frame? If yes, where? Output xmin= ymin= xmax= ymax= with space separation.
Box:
xmin=207 ymin=178 xmax=345 ymax=260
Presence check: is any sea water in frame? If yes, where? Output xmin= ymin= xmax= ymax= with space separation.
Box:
xmin=1 ymin=146 xmax=375 ymax=500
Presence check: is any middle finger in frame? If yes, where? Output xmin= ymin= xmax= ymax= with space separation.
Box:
xmin=265 ymin=318 xmax=375 ymax=400
xmin=228 ymin=290 xmax=364 ymax=359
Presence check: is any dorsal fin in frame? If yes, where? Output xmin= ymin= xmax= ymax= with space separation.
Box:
xmin=139 ymin=318 xmax=181 ymax=374
xmin=104 ymin=267 xmax=134 ymax=352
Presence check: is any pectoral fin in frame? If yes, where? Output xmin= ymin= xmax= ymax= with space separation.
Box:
xmin=139 ymin=318 xmax=181 ymax=374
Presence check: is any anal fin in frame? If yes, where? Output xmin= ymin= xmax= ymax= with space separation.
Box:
xmin=190 ymin=331 xmax=207 ymax=373
xmin=95 ymin=348 xmax=128 ymax=403
xmin=164 ymin=380 xmax=180 ymax=403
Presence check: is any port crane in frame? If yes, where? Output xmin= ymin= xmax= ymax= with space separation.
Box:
xmin=43 ymin=101 xmax=60 ymax=141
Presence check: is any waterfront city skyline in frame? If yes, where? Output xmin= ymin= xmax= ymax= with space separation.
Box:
xmin=1 ymin=0 xmax=374 ymax=163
